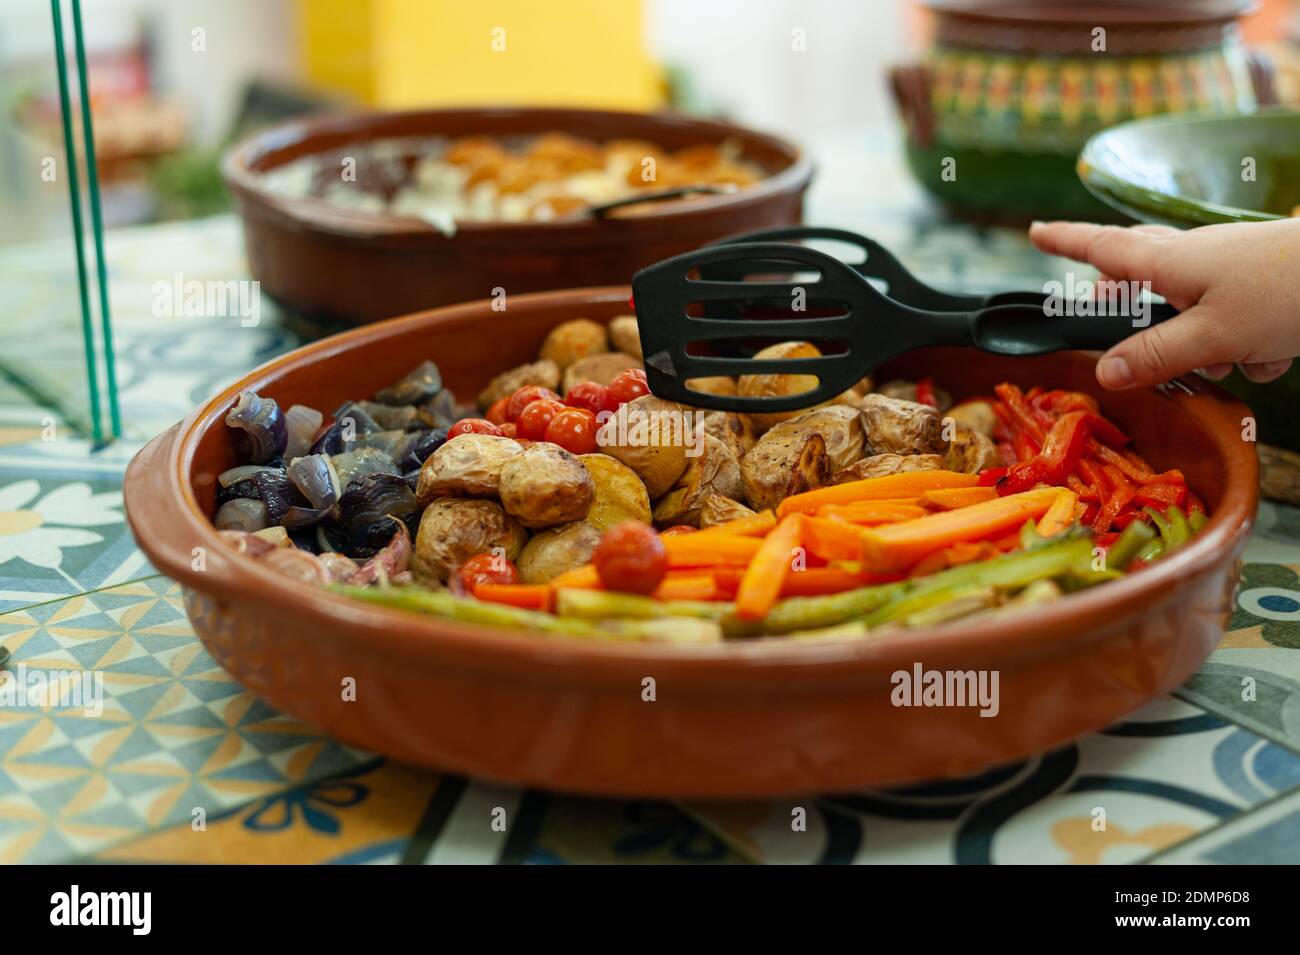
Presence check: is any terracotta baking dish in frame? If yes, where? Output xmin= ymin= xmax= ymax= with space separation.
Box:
xmin=124 ymin=289 xmax=1257 ymax=798
xmin=221 ymin=107 xmax=812 ymax=325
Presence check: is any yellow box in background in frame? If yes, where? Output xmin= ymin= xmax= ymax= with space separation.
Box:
xmin=299 ymin=0 xmax=666 ymax=110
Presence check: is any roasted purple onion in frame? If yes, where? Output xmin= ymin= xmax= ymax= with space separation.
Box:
xmin=284 ymin=404 xmax=324 ymax=460
xmin=287 ymin=453 xmax=341 ymax=510
xmin=215 ymin=498 xmax=269 ymax=532
xmin=373 ymin=359 xmax=442 ymax=406
xmin=338 ymin=472 xmax=416 ymax=554
xmin=225 ymin=391 xmax=287 ymax=464
xmin=332 ymin=448 xmax=402 ymax=492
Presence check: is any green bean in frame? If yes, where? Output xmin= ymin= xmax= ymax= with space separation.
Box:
xmin=1019 ymin=518 xmax=1044 ymax=550
xmin=1189 ymin=509 xmax=1208 ymax=533
xmin=1144 ymin=506 xmax=1173 ymax=541
xmin=1136 ymin=537 xmax=1165 ymax=562
xmin=554 ymin=588 xmax=730 ymax=621
xmin=1165 ymin=505 xmax=1193 ymax=551
xmin=1106 ymin=519 xmax=1156 ymax=570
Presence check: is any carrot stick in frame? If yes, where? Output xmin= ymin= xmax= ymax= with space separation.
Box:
xmin=816 ymin=499 xmax=927 ymax=524
xmin=662 ymin=533 xmax=762 ymax=568
xmin=859 ymin=487 xmax=1061 ymax=572
xmin=779 ymin=566 xmax=868 ymax=597
xmin=1036 ymin=489 xmax=1079 ymax=537
xmin=653 ymin=573 xmax=723 ymax=602
xmin=549 ymin=565 xmax=602 ymax=589
xmin=692 ymin=510 xmax=778 ymax=538
xmin=735 ymin=514 xmax=803 ymax=620
xmin=777 ymin=470 xmax=979 ymax=516
xmin=474 ymin=583 xmax=553 ymax=611
xmin=917 ymin=486 xmax=999 ymax=510
xmin=802 ymin=515 xmax=872 ymax=562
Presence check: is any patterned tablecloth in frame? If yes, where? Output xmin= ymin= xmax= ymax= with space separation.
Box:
xmin=2 ymin=129 xmax=1300 ymax=865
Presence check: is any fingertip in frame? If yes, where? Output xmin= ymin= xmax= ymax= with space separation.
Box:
xmin=1095 ymin=354 xmax=1135 ymax=390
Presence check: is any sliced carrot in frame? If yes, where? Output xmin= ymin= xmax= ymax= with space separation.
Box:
xmin=735 ymin=514 xmax=803 ymax=620
xmin=858 ymin=487 xmax=1061 ymax=572
xmin=816 ymin=499 xmax=927 ymax=524
xmin=549 ymin=565 xmax=602 ymax=589
xmin=693 ymin=510 xmax=778 ymax=538
xmin=776 ymin=470 xmax=979 ymax=517
xmin=653 ymin=573 xmax=723 ymax=602
xmin=1036 ymin=489 xmax=1079 ymax=537
xmin=662 ymin=533 xmax=762 ymax=568
xmin=917 ymin=486 xmax=999 ymax=511
xmin=778 ymin=566 xmax=868 ymax=597
xmin=474 ymin=583 xmax=553 ymax=611
xmin=908 ymin=549 xmax=950 ymax=578
xmin=802 ymin=515 xmax=871 ymax=562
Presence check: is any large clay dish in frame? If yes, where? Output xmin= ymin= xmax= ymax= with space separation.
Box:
xmin=222 ymin=107 xmax=812 ymax=325
xmin=124 ymin=289 xmax=1257 ymax=798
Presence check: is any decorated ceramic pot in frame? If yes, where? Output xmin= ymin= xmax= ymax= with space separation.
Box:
xmin=890 ymin=0 xmax=1275 ymax=223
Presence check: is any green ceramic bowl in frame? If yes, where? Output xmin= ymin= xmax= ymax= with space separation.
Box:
xmin=1078 ymin=109 xmax=1300 ymax=227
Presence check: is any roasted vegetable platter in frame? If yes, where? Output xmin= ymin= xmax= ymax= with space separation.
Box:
xmin=211 ymin=309 xmax=1206 ymax=644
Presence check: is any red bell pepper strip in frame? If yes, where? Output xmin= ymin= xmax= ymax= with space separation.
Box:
xmin=999 ymin=411 xmax=1091 ymax=495
xmin=915 ymin=377 xmax=938 ymax=408
xmin=994 ymin=383 xmax=1047 ymax=444
xmin=1012 ymin=431 xmax=1040 ymax=463
xmin=1093 ymin=464 xmax=1136 ymax=535
xmin=978 ymin=467 xmax=1009 ymax=487
xmin=1066 ymin=474 xmax=1099 ymax=502
xmin=1134 ymin=482 xmax=1188 ymax=510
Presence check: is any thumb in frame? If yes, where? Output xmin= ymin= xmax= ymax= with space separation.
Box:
xmin=1095 ymin=306 xmax=1225 ymax=389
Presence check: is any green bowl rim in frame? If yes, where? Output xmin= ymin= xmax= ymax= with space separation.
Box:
xmin=1078 ymin=107 xmax=1299 ymax=225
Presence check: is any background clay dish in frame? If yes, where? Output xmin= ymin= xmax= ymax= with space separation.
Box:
xmin=124 ymin=289 xmax=1257 ymax=798
xmin=222 ymin=107 xmax=813 ymax=325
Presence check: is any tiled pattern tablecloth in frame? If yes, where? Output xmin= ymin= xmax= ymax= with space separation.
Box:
xmin=2 ymin=132 xmax=1300 ymax=864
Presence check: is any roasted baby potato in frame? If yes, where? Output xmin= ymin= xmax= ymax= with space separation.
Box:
xmin=499 ymin=442 xmax=595 ymax=528
xmin=477 ymin=359 xmax=561 ymax=408
xmin=702 ymin=411 xmax=758 ymax=461
xmin=651 ymin=435 xmax=744 ymax=527
xmin=607 ymin=314 xmax=642 ymax=358
xmin=415 ymin=433 xmax=523 ymax=503
xmin=579 ymin=453 xmax=652 ymax=530
xmin=538 ymin=318 xmax=608 ymax=370
xmin=944 ymin=426 xmax=1001 ymax=474
xmin=517 ymin=520 xmax=603 ymax=584
xmin=859 ymin=393 xmax=948 ymax=456
xmin=742 ymin=429 xmax=831 ymax=511
xmin=598 ymin=394 xmax=690 ymax=498
xmin=697 ymin=494 xmax=757 ymax=528
xmin=561 ymin=351 xmax=641 ymax=394
xmin=946 ymin=399 xmax=998 ymax=437
xmin=413 ymin=497 xmax=527 ymax=583
xmin=833 ymin=453 xmax=946 ymax=483
xmin=683 ymin=376 xmax=737 ymax=402
xmin=877 ymin=378 xmax=953 ymax=412
xmin=736 ymin=341 xmax=823 ymax=432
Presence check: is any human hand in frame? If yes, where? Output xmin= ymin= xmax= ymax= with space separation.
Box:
xmin=1028 ymin=218 xmax=1300 ymax=389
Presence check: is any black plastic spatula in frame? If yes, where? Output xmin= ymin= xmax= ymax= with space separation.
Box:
xmin=631 ymin=226 xmax=1177 ymax=414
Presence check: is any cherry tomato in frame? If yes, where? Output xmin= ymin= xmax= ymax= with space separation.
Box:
xmin=505 ymin=385 xmax=562 ymax=422
xmin=564 ymin=381 xmax=609 ymax=416
xmin=607 ymin=368 xmax=650 ymax=408
xmin=448 ymin=418 xmax=502 ymax=439
xmin=544 ymin=408 xmax=599 ymax=454
xmin=593 ymin=521 xmax=667 ymax=594
xmin=457 ymin=552 xmax=520 ymax=594
xmin=516 ymin=398 xmax=567 ymax=441
xmin=497 ymin=422 xmax=518 ymax=439
xmin=485 ymin=396 xmax=511 ymax=425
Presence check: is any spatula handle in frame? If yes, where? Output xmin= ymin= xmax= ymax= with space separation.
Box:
xmin=972 ymin=301 xmax=1179 ymax=356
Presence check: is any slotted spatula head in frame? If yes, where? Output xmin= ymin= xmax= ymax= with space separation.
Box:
xmin=633 ymin=242 xmax=914 ymax=413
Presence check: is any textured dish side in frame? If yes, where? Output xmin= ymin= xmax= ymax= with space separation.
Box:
xmin=124 ymin=289 xmax=1258 ymax=797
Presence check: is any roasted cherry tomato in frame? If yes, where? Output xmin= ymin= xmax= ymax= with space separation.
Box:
xmin=593 ymin=521 xmax=667 ymax=594
xmin=447 ymin=418 xmax=502 ymax=439
xmin=607 ymin=368 xmax=650 ymax=408
xmin=457 ymin=552 xmax=520 ymax=594
xmin=505 ymin=385 xmax=562 ymax=422
xmin=485 ymin=396 xmax=511 ymax=425
xmin=544 ymin=407 xmax=599 ymax=454
xmin=564 ymin=381 xmax=609 ymax=416
xmin=516 ymin=398 xmax=567 ymax=441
